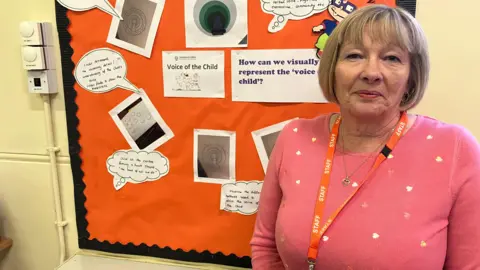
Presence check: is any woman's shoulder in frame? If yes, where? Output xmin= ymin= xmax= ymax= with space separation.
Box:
xmin=412 ymin=114 xmax=480 ymax=173
xmin=284 ymin=113 xmax=332 ymax=131
xmin=416 ymin=115 xmax=480 ymax=203
xmin=278 ymin=113 xmax=332 ymax=141
xmin=412 ymin=114 xmax=478 ymax=146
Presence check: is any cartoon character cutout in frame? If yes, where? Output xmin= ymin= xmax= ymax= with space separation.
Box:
xmin=312 ymin=0 xmax=358 ymax=58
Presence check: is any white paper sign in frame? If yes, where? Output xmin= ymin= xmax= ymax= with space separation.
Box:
xmin=163 ymin=51 xmax=225 ymax=98
xmin=57 ymin=0 xmax=123 ymax=19
xmin=107 ymin=149 xmax=169 ymax=190
xmin=220 ymin=181 xmax=263 ymax=215
xmin=74 ymin=48 xmax=140 ymax=94
xmin=261 ymin=0 xmax=329 ymax=33
xmin=231 ymin=49 xmax=327 ymax=103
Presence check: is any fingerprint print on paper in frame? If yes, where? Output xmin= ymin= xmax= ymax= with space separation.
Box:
xmin=194 ymin=129 xmax=236 ymax=184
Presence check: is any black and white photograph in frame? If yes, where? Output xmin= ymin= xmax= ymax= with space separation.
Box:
xmin=252 ymin=118 xmax=298 ymax=174
xmin=261 ymin=131 xmax=280 ymax=159
xmin=107 ymin=0 xmax=165 ymax=58
xmin=110 ymin=91 xmax=174 ymax=151
xmin=194 ymin=129 xmax=236 ymax=184
xmin=185 ymin=0 xmax=248 ymax=48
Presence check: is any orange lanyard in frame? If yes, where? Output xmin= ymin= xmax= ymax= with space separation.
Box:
xmin=307 ymin=112 xmax=408 ymax=269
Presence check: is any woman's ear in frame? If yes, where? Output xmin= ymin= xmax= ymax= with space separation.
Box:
xmin=400 ymin=89 xmax=412 ymax=110
xmin=403 ymin=90 xmax=409 ymax=101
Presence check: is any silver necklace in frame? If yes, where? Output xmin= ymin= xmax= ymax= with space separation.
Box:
xmin=335 ymin=112 xmax=403 ymax=186
xmin=339 ymin=127 xmax=394 ymax=187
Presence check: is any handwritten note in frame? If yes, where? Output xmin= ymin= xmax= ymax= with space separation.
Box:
xmin=57 ymin=0 xmax=123 ymax=19
xmin=107 ymin=150 xmax=169 ymax=190
xmin=74 ymin=48 xmax=140 ymax=94
xmin=261 ymin=0 xmax=329 ymax=32
xmin=220 ymin=181 xmax=263 ymax=215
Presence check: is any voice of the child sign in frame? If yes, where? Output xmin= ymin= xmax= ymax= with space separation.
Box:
xmin=74 ymin=48 xmax=141 ymax=94
xmin=57 ymin=0 xmax=123 ymax=19
xmin=166 ymin=63 xmax=220 ymax=70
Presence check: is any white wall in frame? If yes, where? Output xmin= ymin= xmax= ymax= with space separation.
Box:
xmin=0 ymin=0 xmax=478 ymax=269
xmin=0 ymin=0 xmax=78 ymax=269
xmin=412 ymin=0 xmax=480 ymax=135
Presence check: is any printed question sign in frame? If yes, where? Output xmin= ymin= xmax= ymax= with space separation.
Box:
xmin=261 ymin=0 xmax=330 ymax=33
xmin=107 ymin=150 xmax=170 ymax=190
xmin=220 ymin=181 xmax=263 ymax=215
xmin=57 ymin=0 xmax=123 ymax=19
xmin=74 ymin=48 xmax=140 ymax=94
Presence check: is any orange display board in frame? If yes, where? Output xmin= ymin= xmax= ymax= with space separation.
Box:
xmin=56 ymin=0 xmax=405 ymax=267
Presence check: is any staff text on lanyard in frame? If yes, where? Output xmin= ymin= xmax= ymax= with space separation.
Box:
xmin=307 ymin=112 xmax=408 ymax=270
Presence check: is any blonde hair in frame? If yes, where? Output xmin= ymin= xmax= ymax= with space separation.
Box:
xmin=318 ymin=4 xmax=430 ymax=110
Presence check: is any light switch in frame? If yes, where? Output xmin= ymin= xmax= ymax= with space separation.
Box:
xmin=21 ymin=46 xmax=56 ymax=70
xmin=20 ymin=21 xmax=56 ymax=95
xmin=20 ymin=22 xmax=35 ymax=38
xmin=19 ymin=21 xmax=53 ymax=46
xmin=23 ymin=47 xmax=39 ymax=62
xmin=27 ymin=70 xmax=57 ymax=94
xmin=22 ymin=46 xmax=45 ymax=70
xmin=20 ymin=22 xmax=42 ymax=46
xmin=34 ymin=77 xmax=42 ymax=87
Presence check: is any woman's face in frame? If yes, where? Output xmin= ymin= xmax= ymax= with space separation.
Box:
xmin=334 ymin=32 xmax=411 ymax=119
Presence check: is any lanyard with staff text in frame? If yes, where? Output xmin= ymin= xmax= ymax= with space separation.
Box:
xmin=307 ymin=111 xmax=408 ymax=270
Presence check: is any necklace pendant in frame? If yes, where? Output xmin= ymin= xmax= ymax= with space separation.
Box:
xmin=342 ymin=177 xmax=351 ymax=186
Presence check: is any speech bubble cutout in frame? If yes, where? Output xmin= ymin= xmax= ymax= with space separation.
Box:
xmin=107 ymin=150 xmax=170 ymax=190
xmin=220 ymin=181 xmax=263 ymax=215
xmin=261 ymin=0 xmax=330 ymax=33
xmin=57 ymin=0 xmax=123 ymax=19
xmin=74 ymin=48 xmax=140 ymax=94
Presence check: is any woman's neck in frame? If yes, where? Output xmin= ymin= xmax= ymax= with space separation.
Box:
xmin=336 ymin=111 xmax=402 ymax=154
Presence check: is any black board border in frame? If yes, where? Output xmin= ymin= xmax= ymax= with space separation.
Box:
xmin=55 ymin=0 xmax=416 ymax=268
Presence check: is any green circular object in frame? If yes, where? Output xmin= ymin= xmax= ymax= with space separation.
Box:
xmin=199 ymin=1 xmax=231 ymax=33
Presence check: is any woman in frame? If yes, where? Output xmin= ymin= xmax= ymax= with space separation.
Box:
xmin=250 ymin=4 xmax=480 ymax=270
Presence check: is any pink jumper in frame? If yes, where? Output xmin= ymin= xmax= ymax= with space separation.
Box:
xmin=250 ymin=113 xmax=480 ymax=269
